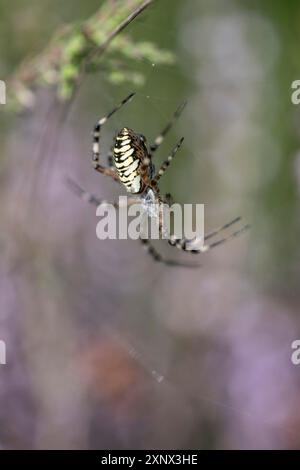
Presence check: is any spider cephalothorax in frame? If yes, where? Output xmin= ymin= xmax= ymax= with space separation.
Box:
xmin=68 ymin=93 xmax=249 ymax=267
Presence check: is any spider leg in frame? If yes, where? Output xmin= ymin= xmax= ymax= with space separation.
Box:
xmin=65 ymin=177 xmax=135 ymax=209
xmin=66 ymin=176 xmax=195 ymax=267
xmin=162 ymin=192 xmax=173 ymax=206
xmin=204 ymin=216 xmax=242 ymax=241
xmin=140 ymin=154 xmax=160 ymax=191
xmin=152 ymin=137 xmax=184 ymax=185
xmin=140 ymin=238 xmax=201 ymax=268
xmin=168 ymin=221 xmax=250 ymax=253
xmin=107 ymin=132 xmax=119 ymax=168
xmin=107 ymin=149 xmax=114 ymax=168
xmin=150 ymin=101 xmax=187 ymax=153
xmin=65 ymin=177 xmax=116 ymax=208
xmin=139 ymin=201 xmax=200 ymax=268
xmin=92 ymin=93 xmax=135 ymax=181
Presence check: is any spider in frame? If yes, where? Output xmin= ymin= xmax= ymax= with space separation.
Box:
xmin=67 ymin=93 xmax=249 ymax=267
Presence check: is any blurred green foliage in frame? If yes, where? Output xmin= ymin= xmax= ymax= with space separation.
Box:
xmin=7 ymin=0 xmax=175 ymax=111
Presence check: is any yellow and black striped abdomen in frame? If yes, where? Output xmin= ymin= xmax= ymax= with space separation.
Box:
xmin=113 ymin=128 xmax=143 ymax=194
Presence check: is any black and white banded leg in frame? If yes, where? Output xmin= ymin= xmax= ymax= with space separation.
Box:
xmin=92 ymin=93 xmax=136 ymax=181
xmin=150 ymin=101 xmax=187 ymax=153
xmin=168 ymin=217 xmax=250 ymax=253
xmin=140 ymin=238 xmax=201 ymax=268
xmin=65 ymin=177 xmax=135 ymax=210
xmin=152 ymin=137 xmax=184 ymax=185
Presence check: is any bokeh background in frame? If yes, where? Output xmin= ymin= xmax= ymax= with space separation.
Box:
xmin=1 ymin=0 xmax=300 ymax=449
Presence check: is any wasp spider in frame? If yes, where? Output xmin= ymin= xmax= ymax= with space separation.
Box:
xmin=67 ymin=93 xmax=249 ymax=267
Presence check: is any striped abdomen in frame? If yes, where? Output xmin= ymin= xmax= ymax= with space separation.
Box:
xmin=113 ymin=128 xmax=144 ymax=194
